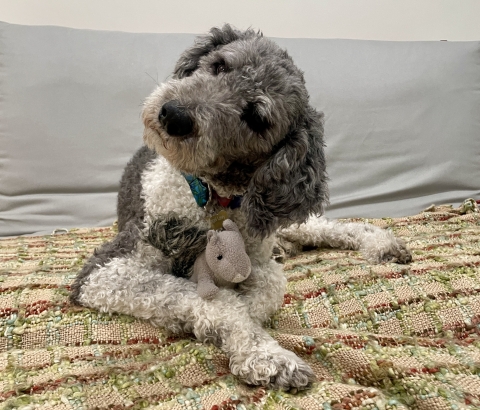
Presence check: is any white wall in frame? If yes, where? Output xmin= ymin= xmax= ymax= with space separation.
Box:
xmin=0 ymin=0 xmax=479 ymax=41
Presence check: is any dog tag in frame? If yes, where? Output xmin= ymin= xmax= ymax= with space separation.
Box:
xmin=208 ymin=210 xmax=229 ymax=230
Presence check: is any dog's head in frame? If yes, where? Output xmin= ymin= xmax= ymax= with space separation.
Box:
xmin=143 ymin=24 xmax=328 ymax=238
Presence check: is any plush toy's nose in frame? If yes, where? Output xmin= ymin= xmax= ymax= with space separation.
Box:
xmin=232 ymin=260 xmax=252 ymax=283
xmin=159 ymin=100 xmax=193 ymax=137
xmin=232 ymin=273 xmax=249 ymax=283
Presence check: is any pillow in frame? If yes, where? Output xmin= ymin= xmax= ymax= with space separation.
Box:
xmin=1 ymin=21 xmax=479 ymax=236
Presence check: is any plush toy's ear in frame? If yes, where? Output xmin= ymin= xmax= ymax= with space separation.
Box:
xmin=222 ymin=219 xmax=240 ymax=233
xmin=173 ymin=24 xmax=260 ymax=79
xmin=207 ymin=230 xmax=216 ymax=243
xmin=242 ymin=107 xmax=329 ymax=239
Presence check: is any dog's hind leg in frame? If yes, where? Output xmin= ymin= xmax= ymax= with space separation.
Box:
xmin=69 ymin=219 xmax=143 ymax=305
xmin=277 ymin=216 xmax=412 ymax=264
xmin=73 ymin=241 xmax=315 ymax=390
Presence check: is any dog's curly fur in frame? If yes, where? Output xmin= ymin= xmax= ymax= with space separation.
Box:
xmin=70 ymin=25 xmax=412 ymax=391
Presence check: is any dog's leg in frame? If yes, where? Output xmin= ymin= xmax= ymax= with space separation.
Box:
xmin=237 ymin=259 xmax=287 ymax=324
xmin=75 ymin=242 xmax=314 ymax=390
xmin=69 ymin=220 xmax=142 ymax=305
xmin=277 ymin=216 xmax=412 ymax=264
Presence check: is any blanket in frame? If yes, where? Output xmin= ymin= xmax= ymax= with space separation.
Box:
xmin=1 ymin=200 xmax=479 ymax=410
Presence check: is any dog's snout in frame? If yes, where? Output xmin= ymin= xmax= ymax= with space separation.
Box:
xmin=159 ymin=101 xmax=193 ymax=137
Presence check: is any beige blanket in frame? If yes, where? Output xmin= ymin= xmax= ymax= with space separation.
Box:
xmin=1 ymin=200 xmax=479 ymax=409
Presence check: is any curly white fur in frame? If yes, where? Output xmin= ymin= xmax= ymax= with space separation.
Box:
xmin=79 ymin=158 xmax=313 ymax=389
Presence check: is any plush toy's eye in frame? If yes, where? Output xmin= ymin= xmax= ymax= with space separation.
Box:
xmin=217 ymin=255 xmax=223 ymax=260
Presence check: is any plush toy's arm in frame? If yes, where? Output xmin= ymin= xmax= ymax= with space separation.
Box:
xmin=193 ymin=254 xmax=220 ymax=299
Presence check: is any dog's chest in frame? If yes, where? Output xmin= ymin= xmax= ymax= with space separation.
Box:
xmin=140 ymin=155 xmax=274 ymax=263
xmin=141 ymin=156 xmax=206 ymax=223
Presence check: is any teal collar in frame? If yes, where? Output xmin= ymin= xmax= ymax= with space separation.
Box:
xmin=182 ymin=173 xmax=209 ymax=208
xmin=182 ymin=173 xmax=243 ymax=209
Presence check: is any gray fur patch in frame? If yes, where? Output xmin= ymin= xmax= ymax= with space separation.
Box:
xmin=117 ymin=146 xmax=157 ymax=232
xmin=147 ymin=212 xmax=208 ymax=278
xmin=173 ymin=25 xmax=260 ymax=79
xmin=71 ymin=146 xmax=156 ymax=305
xmin=242 ymin=108 xmax=329 ymax=238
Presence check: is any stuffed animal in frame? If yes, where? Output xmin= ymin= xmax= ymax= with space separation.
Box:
xmin=190 ymin=219 xmax=251 ymax=299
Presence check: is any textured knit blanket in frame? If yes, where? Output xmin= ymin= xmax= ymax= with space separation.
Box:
xmin=1 ymin=200 xmax=480 ymax=410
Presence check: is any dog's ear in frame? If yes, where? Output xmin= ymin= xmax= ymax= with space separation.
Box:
xmin=174 ymin=24 xmax=259 ymax=79
xmin=242 ymin=107 xmax=329 ymax=239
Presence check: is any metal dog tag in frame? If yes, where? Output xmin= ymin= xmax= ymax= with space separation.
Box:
xmin=207 ymin=210 xmax=229 ymax=230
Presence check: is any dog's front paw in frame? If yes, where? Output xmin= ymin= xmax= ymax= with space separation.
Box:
xmin=361 ymin=230 xmax=412 ymax=264
xmin=231 ymin=348 xmax=315 ymax=391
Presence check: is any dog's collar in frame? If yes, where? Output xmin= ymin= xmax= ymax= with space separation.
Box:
xmin=182 ymin=173 xmax=242 ymax=209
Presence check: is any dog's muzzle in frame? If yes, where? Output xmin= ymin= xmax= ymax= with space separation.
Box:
xmin=159 ymin=100 xmax=193 ymax=137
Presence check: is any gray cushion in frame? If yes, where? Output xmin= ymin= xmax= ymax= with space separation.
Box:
xmin=1 ymin=21 xmax=479 ymax=236
xmin=284 ymin=38 xmax=480 ymax=219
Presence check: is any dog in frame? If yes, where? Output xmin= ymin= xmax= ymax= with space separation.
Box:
xmin=70 ymin=25 xmax=411 ymax=391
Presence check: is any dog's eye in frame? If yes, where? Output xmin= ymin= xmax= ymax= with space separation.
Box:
xmin=213 ymin=61 xmax=227 ymax=75
xmin=241 ymin=102 xmax=271 ymax=134
xmin=217 ymin=255 xmax=223 ymax=260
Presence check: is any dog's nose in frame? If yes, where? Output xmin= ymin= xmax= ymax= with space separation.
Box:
xmin=158 ymin=101 xmax=193 ymax=137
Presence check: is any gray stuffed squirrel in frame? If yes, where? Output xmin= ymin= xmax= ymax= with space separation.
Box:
xmin=190 ymin=219 xmax=251 ymax=299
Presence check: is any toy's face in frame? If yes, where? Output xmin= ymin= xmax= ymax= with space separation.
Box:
xmin=205 ymin=231 xmax=251 ymax=283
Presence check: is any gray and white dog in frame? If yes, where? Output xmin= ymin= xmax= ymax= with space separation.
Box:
xmin=70 ymin=25 xmax=411 ymax=390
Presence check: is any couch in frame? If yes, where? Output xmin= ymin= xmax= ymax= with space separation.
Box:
xmin=1 ymin=21 xmax=480 ymax=409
